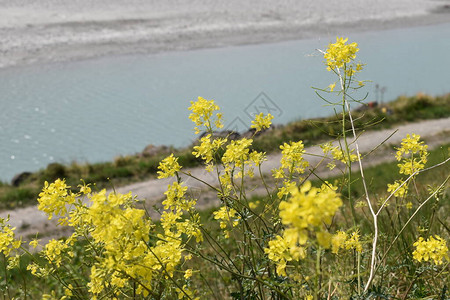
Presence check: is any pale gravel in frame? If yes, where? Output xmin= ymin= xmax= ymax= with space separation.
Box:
xmin=0 ymin=0 xmax=449 ymax=68
xmin=1 ymin=117 xmax=449 ymax=243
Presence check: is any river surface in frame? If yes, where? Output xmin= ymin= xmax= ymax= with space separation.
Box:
xmin=1 ymin=23 xmax=449 ymax=182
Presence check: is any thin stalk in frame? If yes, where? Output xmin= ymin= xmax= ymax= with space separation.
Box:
xmin=357 ymin=251 xmax=361 ymax=296
xmin=21 ymin=263 xmax=27 ymax=300
xmin=315 ymin=247 xmax=322 ymax=300
xmin=258 ymin=164 xmax=273 ymax=201
xmin=2 ymin=253 xmax=12 ymax=300
xmin=336 ymin=67 xmax=378 ymax=292
xmin=377 ymin=157 xmax=450 ymax=215
xmin=337 ymin=68 xmax=358 ymax=227
xmin=376 ymin=176 xmax=449 ymax=273
xmin=186 ymin=245 xmax=291 ymax=299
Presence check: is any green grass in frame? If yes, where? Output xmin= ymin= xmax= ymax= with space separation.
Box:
xmin=2 ymin=141 xmax=448 ymax=299
xmin=184 ymin=144 xmax=449 ymax=299
xmin=252 ymin=92 xmax=450 ymax=153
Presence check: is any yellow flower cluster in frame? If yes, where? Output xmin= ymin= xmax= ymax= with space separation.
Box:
xmin=218 ymin=138 xmax=266 ymax=197
xmin=273 ymin=141 xmax=309 ymax=179
xmin=386 ymin=180 xmax=408 ymax=198
xmin=157 ymin=153 xmax=182 ymax=179
xmin=188 ymin=96 xmax=223 ymax=134
xmin=387 ymin=134 xmax=428 ymax=197
xmin=279 ymin=181 xmax=342 ymax=230
xmin=156 ymin=165 xmax=203 ymax=298
xmin=412 ymin=235 xmax=449 ymax=265
xmin=264 ymin=235 xmax=293 ymax=276
xmin=84 ymin=190 xmax=155 ymax=296
xmin=163 ymin=182 xmax=191 ymax=210
xmin=324 ymin=37 xmax=359 ymax=71
xmin=222 ymin=138 xmax=252 ymax=171
xmin=266 ymin=182 xmax=342 ymax=275
xmin=276 ymin=180 xmax=296 ymax=199
xmin=0 ymin=218 xmax=21 ymax=257
xmin=395 ymin=133 xmax=428 ymax=176
xmin=331 ymin=230 xmax=363 ymax=254
xmin=192 ymin=133 xmax=227 ymax=170
xmin=43 ymin=239 xmax=73 ymax=268
xmin=321 ymin=142 xmax=358 ymax=168
xmin=37 ymin=179 xmax=76 ymax=223
xmin=32 ymin=176 xmax=202 ymax=298
xmin=189 ymin=98 xmax=268 ymax=199
xmin=251 ymin=112 xmax=274 ymax=132
xmin=213 ymin=206 xmax=240 ymax=238
xmin=331 ymin=147 xmax=358 ymax=165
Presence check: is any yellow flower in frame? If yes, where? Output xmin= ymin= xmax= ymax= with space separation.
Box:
xmin=264 ymin=235 xmax=292 ymax=276
xmin=279 ymin=181 xmax=342 ymax=229
xmin=316 ymin=231 xmax=332 ymax=249
xmin=78 ymin=180 xmax=92 ymax=194
xmin=188 ymin=96 xmax=223 ymax=133
xmin=328 ymin=82 xmax=336 ymax=92
xmin=251 ymin=112 xmax=274 ymax=132
xmin=43 ymin=239 xmax=71 ymax=267
xmin=387 ymin=180 xmax=408 ymax=198
xmin=395 ymin=134 xmax=428 ymax=176
xmin=37 ymin=179 xmax=76 ymax=220
xmin=162 ymin=182 xmax=193 ymax=211
xmin=222 ymin=138 xmax=252 ymax=168
xmin=266 ymin=181 xmax=342 ymax=272
xmin=331 ymin=146 xmax=358 ymax=164
xmin=275 ymin=141 xmax=309 ymax=178
xmin=320 ymin=142 xmax=333 ymax=154
xmin=331 ymin=230 xmax=363 ymax=253
xmin=62 ymin=284 xmax=74 ymax=299
xmin=29 ymin=238 xmax=40 ymax=249
xmin=324 ymin=37 xmax=359 ymax=71
xmin=249 ymin=151 xmax=267 ymax=166
xmin=412 ymin=235 xmax=449 ymax=265
xmin=249 ymin=201 xmax=260 ymax=210
xmin=7 ymin=254 xmax=20 ymax=270
xmin=277 ymin=180 xmax=296 ymax=199
xmin=344 ymin=231 xmax=363 ymax=253
xmin=192 ymin=134 xmax=226 ymax=165
xmin=213 ymin=206 xmax=240 ymax=233
xmin=0 ymin=219 xmax=22 ymax=256
xmin=157 ymin=154 xmax=181 ymax=179
xmin=331 ymin=231 xmax=347 ymax=254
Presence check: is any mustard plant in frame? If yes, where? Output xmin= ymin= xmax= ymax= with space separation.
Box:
xmin=0 ymin=37 xmax=448 ymax=300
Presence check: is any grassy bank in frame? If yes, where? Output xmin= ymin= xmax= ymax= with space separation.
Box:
xmin=1 ymin=92 xmax=449 ymax=210
xmin=6 ymin=144 xmax=449 ymax=299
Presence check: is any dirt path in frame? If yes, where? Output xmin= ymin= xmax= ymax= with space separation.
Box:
xmin=1 ymin=117 xmax=449 ymax=242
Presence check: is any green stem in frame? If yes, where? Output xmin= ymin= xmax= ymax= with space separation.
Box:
xmin=357 ymin=251 xmax=361 ymax=296
xmin=315 ymin=247 xmax=322 ymax=300
xmin=339 ymin=72 xmax=357 ymax=227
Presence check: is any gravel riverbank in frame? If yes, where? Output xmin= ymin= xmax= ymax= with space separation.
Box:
xmin=0 ymin=0 xmax=449 ymax=69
